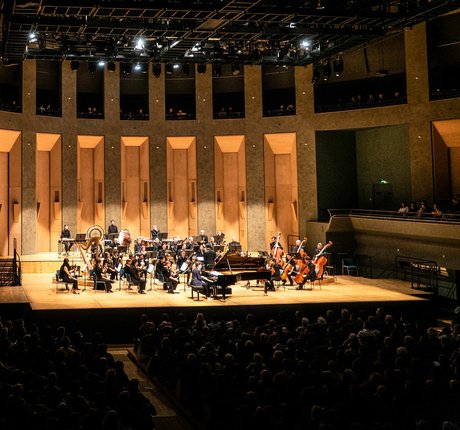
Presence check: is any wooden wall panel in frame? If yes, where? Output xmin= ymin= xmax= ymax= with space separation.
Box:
xmin=0 ymin=153 xmax=8 ymax=255
xmin=36 ymin=151 xmax=50 ymax=252
xmin=49 ymin=140 xmax=62 ymax=251
xmin=450 ymin=147 xmax=460 ymax=197
xmin=264 ymin=133 xmax=299 ymax=250
xmin=167 ymin=137 xmax=197 ymax=239
xmin=214 ymin=135 xmax=247 ymax=248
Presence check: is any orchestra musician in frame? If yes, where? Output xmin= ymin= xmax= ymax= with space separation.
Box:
xmin=190 ymin=262 xmax=212 ymax=299
xmin=184 ymin=237 xmax=195 ymax=251
xmin=151 ymin=225 xmax=160 ymax=240
xmin=203 ymin=244 xmax=217 ymax=269
xmin=59 ymin=257 xmax=79 ymax=293
xmin=93 ymin=259 xmax=114 ymax=292
xmin=215 ymin=230 xmax=225 ymax=245
xmin=108 ymin=219 xmax=119 ymax=235
xmin=296 ymin=245 xmax=318 ymax=290
xmin=198 ymin=229 xmax=209 ymax=244
xmin=208 ymin=236 xmax=217 ymax=249
xmin=292 ymin=239 xmax=307 ymax=254
xmin=269 ymin=235 xmax=283 ymax=254
xmin=164 ymin=261 xmax=179 ymax=294
xmin=130 ymin=257 xmax=146 ymax=294
xmin=60 ymin=224 xmax=73 ymax=255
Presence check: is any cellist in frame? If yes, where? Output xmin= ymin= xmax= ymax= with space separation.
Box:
xmin=282 ymin=239 xmax=307 ymax=287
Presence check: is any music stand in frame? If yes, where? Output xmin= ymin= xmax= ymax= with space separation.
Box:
xmin=214 ymin=245 xmax=224 ymax=253
xmin=158 ymin=232 xmax=168 ymax=240
xmin=229 ymin=244 xmax=242 ymax=252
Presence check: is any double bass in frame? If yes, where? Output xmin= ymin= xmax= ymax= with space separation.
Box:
xmin=313 ymin=241 xmax=333 ymax=278
xmin=271 ymin=232 xmax=284 ymax=264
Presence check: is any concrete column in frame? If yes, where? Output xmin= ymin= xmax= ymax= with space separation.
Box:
xmin=244 ymin=66 xmax=262 ymax=120
xmin=61 ymin=61 xmax=77 ymax=119
xmin=149 ymin=64 xmax=165 ymax=120
xmin=104 ymin=66 xmax=120 ymax=120
xmin=405 ymin=24 xmax=430 ymax=106
xmin=21 ymin=131 xmax=36 ymax=254
xmin=61 ymin=133 xmax=78 ymax=236
xmin=195 ymin=65 xmax=213 ymax=120
xmin=22 ymin=60 xmax=36 ymax=117
xmin=104 ymin=134 xmax=121 ymax=230
xmin=245 ymin=129 xmax=265 ymax=250
xmin=150 ymin=131 xmax=167 ymax=232
xmin=295 ymin=66 xmax=311 ymax=117
xmin=297 ymin=128 xmax=317 ymax=237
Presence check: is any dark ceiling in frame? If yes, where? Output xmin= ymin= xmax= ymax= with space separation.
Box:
xmin=1 ymin=0 xmax=459 ymax=66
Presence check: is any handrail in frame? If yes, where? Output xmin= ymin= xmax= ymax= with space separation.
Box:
xmin=394 ymin=255 xmax=439 ymax=280
xmin=327 ymin=208 xmax=460 ymax=224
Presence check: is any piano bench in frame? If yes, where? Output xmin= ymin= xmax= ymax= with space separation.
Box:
xmin=189 ymin=284 xmax=205 ymax=301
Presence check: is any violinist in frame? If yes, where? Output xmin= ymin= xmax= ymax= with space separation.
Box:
xmin=264 ymin=259 xmax=283 ymax=295
xmin=185 ymin=237 xmax=195 ymax=251
xmin=131 ymin=258 xmax=146 ymax=294
xmin=164 ymin=261 xmax=180 ymax=294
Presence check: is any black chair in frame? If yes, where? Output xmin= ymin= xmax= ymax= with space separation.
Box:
xmin=55 ymin=270 xmax=70 ymax=292
xmin=342 ymin=258 xmax=359 ymax=276
xmin=92 ymin=273 xmax=108 ymax=292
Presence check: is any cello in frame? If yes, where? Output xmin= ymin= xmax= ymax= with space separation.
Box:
xmin=313 ymin=241 xmax=333 ymax=278
xmin=281 ymin=237 xmax=307 ymax=282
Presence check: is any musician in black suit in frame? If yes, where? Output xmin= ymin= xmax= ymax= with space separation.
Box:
xmin=130 ymin=259 xmax=146 ymax=294
xmin=60 ymin=224 xmax=73 ymax=254
xmin=108 ymin=219 xmax=119 ymax=235
xmin=151 ymin=225 xmax=160 ymax=240
xmin=204 ymin=244 xmax=217 ymax=269
xmin=190 ymin=262 xmax=211 ymax=299
xmin=94 ymin=260 xmax=113 ymax=292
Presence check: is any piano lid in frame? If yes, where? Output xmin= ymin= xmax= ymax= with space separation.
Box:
xmin=214 ymin=251 xmax=266 ymax=271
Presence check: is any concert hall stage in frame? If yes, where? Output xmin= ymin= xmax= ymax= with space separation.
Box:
xmin=1 ymin=252 xmax=435 ymax=343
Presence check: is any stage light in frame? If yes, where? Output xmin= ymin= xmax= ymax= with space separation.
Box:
xmin=28 ymin=32 xmax=38 ymax=43
xmin=333 ymin=56 xmax=344 ymax=77
xmin=134 ymin=38 xmax=145 ymax=50
xmin=232 ymin=64 xmax=241 ymax=76
xmin=197 ymin=63 xmax=206 ymax=74
xmin=152 ymin=63 xmax=161 ymax=78
xmin=107 ymin=61 xmax=116 ymax=72
xmin=70 ymin=60 xmax=80 ymax=71
xmin=173 ymin=63 xmax=180 ymax=70
xmin=98 ymin=60 xmax=106 ymax=68
xmin=133 ymin=62 xmax=142 ymax=71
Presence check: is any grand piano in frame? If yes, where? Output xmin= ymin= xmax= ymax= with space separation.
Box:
xmin=202 ymin=251 xmax=271 ymax=299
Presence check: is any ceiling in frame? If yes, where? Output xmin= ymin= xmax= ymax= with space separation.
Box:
xmin=1 ymin=0 xmax=459 ymax=66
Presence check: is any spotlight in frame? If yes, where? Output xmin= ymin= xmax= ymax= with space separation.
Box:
xmin=173 ymin=63 xmax=180 ymax=70
xmin=134 ymin=38 xmax=145 ymax=50
xmin=152 ymin=63 xmax=161 ymax=78
xmin=197 ymin=63 xmax=206 ymax=74
xmin=88 ymin=61 xmax=97 ymax=74
xmin=107 ymin=61 xmax=116 ymax=72
xmin=333 ymin=56 xmax=344 ymax=77
xmin=98 ymin=60 xmax=106 ymax=68
xmin=28 ymin=32 xmax=38 ymax=43
xmin=133 ymin=62 xmax=142 ymax=72
xmin=70 ymin=60 xmax=80 ymax=71
xmin=322 ymin=59 xmax=331 ymax=81
xmin=232 ymin=64 xmax=241 ymax=76
xmin=312 ymin=63 xmax=320 ymax=84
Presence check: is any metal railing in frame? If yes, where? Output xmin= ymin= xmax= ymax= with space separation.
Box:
xmin=328 ymin=208 xmax=460 ymax=224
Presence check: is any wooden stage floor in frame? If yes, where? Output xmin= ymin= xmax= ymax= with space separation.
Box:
xmin=2 ymin=272 xmax=431 ymax=312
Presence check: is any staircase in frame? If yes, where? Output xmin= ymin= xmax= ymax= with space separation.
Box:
xmin=0 ymin=249 xmax=21 ymax=287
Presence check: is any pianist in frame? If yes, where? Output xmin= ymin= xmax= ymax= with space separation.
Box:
xmin=60 ymin=224 xmax=73 ymax=255
xmin=190 ymin=262 xmax=212 ymax=299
